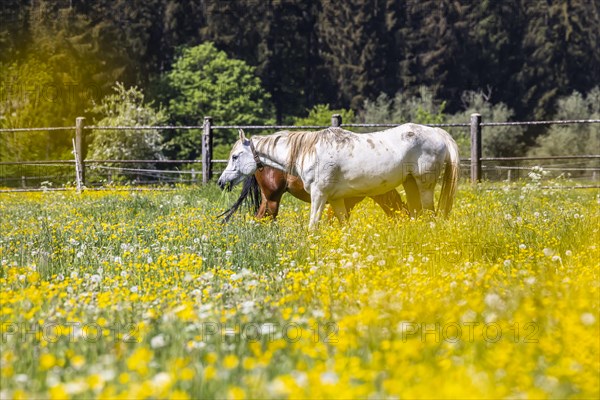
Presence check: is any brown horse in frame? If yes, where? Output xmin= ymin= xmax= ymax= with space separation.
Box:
xmin=220 ymin=165 xmax=407 ymax=221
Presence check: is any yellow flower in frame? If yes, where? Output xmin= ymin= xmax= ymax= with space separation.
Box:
xmin=87 ymin=374 xmax=104 ymax=392
xmin=126 ymin=347 xmax=152 ymax=375
xmin=242 ymin=357 xmax=256 ymax=370
xmin=70 ymin=354 xmax=85 ymax=370
xmin=169 ymin=390 xmax=191 ymax=400
xmin=118 ymin=372 xmax=130 ymax=384
xmin=203 ymin=365 xmax=217 ymax=381
xmin=12 ymin=389 xmax=27 ymax=400
xmin=204 ymin=352 xmax=218 ymax=364
xmin=223 ymin=354 xmax=239 ymax=370
xmin=28 ymin=272 xmax=40 ymax=284
xmin=180 ymin=367 xmax=195 ymax=381
xmin=227 ymin=386 xmax=245 ymax=400
xmin=39 ymin=353 xmax=56 ymax=370
xmin=48 ymin=384 xmax=69 ymax=399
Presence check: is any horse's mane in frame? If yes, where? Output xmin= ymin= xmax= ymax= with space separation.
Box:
xmin=218 ymin=174 xmax=261 ymax=222
xmin=255 ymin=128 xmax=355 ymax=174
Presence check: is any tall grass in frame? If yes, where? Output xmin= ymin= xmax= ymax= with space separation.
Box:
xmin=1 ymin=182 xmax=598 ymax=398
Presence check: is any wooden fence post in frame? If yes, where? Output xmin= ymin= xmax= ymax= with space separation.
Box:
xmin=202 ymin=116 xmax=213 ymax=184
xmin=75 ymin=117 xmax=86 ymax=187
xmin=470 ymin=113 xmax=482 ymax=184
xmin=331 ymin=114 xmax=342 ymax=127
xmin=72 ymin=138 xmax=83 ymax=193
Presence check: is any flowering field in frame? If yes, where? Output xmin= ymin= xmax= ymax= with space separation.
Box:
xmin=1 ymin=182 xmax=599 ymax=399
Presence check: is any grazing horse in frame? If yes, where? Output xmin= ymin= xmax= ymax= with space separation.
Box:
xmin=219 ymin=166 xmax=407 ymax=222
xmin=218 ymin=125 xmax=460 ymax=229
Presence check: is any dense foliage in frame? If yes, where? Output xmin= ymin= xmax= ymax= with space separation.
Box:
xmin=529 ymin=87 xmax=600 ymax=158
xmin=2 ymin=0 xmax=598 ymax=121
xmin=293 ymin=104 xmax=356 ymax=127
xmin=0 ymin=1 xmax=598 ymax=167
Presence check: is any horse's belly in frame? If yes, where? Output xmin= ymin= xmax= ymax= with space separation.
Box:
xmin=330 ymin=173 xmax=404 ymax=198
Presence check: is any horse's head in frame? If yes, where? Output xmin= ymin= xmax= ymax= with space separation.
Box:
xmin=217 ymin=130 xmax=261 ymax=190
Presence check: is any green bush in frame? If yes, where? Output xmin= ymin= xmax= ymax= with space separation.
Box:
xmin=164 ymin=42 xmax=274 ymax=159
xmin=87 ymin=83 xmax=167 ymax=174
xmin=293 ymin=104 xmax=355 ymax=127
xmin=360 ymin=87 xmax=446 ymax=125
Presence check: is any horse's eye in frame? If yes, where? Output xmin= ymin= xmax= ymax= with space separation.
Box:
xmin=232 ymin=154 xmax=239 ymax=161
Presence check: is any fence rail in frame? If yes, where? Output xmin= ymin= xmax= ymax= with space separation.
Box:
xmin=1 ymin=114 xmax=599 ymax=189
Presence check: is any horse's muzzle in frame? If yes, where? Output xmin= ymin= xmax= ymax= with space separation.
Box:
xmin=217 ymin=178 xmax=231 ymax=191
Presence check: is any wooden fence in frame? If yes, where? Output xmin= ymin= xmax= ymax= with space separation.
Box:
xmin=1 ymin=114 xmax=599 ymax=190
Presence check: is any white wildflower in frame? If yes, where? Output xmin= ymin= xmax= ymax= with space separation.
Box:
xmin=320 ymin=371 xmax=338 ymax=384
xmin=580 ymin=313 xmax=596 ymax=326
xmin=150 ymin=334 xmax=167 ymax=349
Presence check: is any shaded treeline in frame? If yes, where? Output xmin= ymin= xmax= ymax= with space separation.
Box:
xmin=2 ymin=0 xmax=598 ymax=124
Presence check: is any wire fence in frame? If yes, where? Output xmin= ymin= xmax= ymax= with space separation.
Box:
xmin=1 ymin=115 xmax=599 ymax=191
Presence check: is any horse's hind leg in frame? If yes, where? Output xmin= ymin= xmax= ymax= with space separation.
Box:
xmin=343 ymin=197 xmax=363 ymax=217
xmin=330 ymin=199 xmax=349 ymax=224
xmin=420 ymin=187 xmax=435 ymax=213
xmin=371 ymin=191 xmax=408 ymax=218
xmin=403 ymin=175 xmax=422 ymax=218
xmin=417 ymin=170 xmax=438 ymax=214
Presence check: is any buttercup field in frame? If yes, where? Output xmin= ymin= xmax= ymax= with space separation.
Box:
xmin=2 ymin=3 xmax=600 ymax=398
xmin=1 ymin=180 xmax=598 ymax=398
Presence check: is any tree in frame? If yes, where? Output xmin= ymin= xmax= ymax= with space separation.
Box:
xmin=316 ymin=0 xmax=399 ymax=109
xmin=199 ymin=0 xmax=329 ymax=123
xmin=0 ymin=57 xmax=78 ymax=162
xmin=517 ymin=0 xmax=600 ymax=120
xmin=446 ymin=89 xmax=525 ymax=158
xmin=360 ymin=86 xmax=446 ymax=125
xmin=0 ymin=0 xmax=30 ymax=63
xmin=529 ymin=87 xmax=600 ymax=158
xmin=87 ymin=83 xmax=167 ymax=172
xmin=293 ymin=104 xmax=355 ymax=127
xmin=164 ymin=42 xmax=274 ymax=159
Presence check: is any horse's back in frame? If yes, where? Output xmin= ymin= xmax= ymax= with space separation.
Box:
xmin=312 ymin=123 xmax=452 ymax=198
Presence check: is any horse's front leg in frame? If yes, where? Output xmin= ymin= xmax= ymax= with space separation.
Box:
xmin=308 ymin=189 xmax=328 ymax=230
xmin=255 ymin=191 xmax=269 ymax=219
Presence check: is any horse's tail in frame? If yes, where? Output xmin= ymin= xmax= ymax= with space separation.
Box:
xmin=218 ymin=175 xmax=261 ymax=222
xmin=437 ymin=129 xmax=460 ymax=217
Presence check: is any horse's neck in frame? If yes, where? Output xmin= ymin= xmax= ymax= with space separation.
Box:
xmin=255 ymin=137 xmax=294 ymax=172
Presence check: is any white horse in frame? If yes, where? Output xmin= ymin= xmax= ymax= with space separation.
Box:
xmin=217 ymin=125 xmax=460 ymax=229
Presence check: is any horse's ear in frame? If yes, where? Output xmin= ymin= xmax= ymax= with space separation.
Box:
xmin=239 ymin=129 xmax=247 ymax=142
